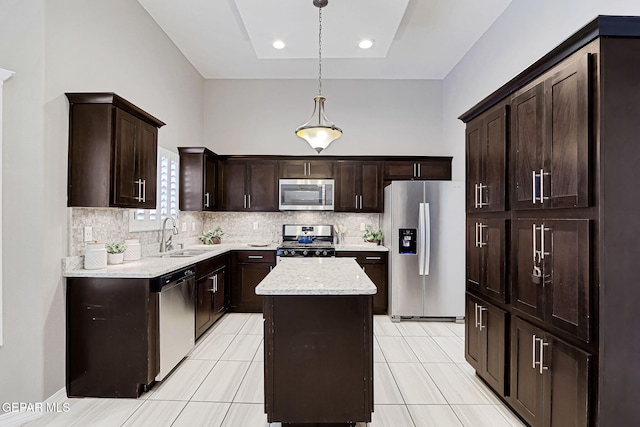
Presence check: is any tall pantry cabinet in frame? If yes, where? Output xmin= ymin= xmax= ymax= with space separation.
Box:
xmin=460 ymin=16 xmax=640 ymax=426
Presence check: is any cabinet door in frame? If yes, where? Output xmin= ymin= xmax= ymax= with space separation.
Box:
xmin=113 ymin=109 xmax=139 ymax=206
xmin=465 ymin=295 xmax=482 ymax=371
xmin=247 ymin=160 xmax=278 ymax=211
xmin=384 ymin=161 xmax=418 ymax=180
xmin=483 ymin=219 xmax=507 ymax=302
xmin=195 ymin=275 xmax=214 ymax=339
xmin=218 ymin=160 xmax=247 ymax=211
xmin=280 ymin=160 xmax=307 ymax=178
xmin=483 ymin=105 xmax=507 ymax=212
xmin=512 ymin=220 xmax=545 ymax=320
xmin=543 ymin=335 xmax=590 ymax=427
xmin=362 ymin=261 xmax=387 ymax=314
xmin=360 ymin=162 xmax=383 ymax=212
xmin=482 ymin=303 xmax=506 ymax=395
xmin=512 ymin=83 xmax=545 ymax=210
xmin=510 ymin=317 xmax=544 ymax=427
xmin=544 ymin=53 xmax=591 ymax=209
xmin=466 ymin=220 xmax=483 ymax=291
xmin=542 ymin=220 xmax=591 ymax=342
xmin=136 ymin=120 xmax=158 ymax=209
xmin=335 ymin=162 xmax=358 ymax=211
xmin=212 ymin=268 xmax=227 ymax=318
xmin=466 ymin=118 xmax=483 ymax=211
xmin=280 ymin=160 xmax=333 ymax=178
xmin=236 ymin=263 xmax=272 ymax=312
xmin=203 ymin=155 xmax=217 ymax=211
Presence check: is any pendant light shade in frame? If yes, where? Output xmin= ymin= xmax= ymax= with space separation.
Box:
xmin=295 ymin=0 xmax=342 ymax=154
xmin=295 ymin=96 xmax=342 ymax=153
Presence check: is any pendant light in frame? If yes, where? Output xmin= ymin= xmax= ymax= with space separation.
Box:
xmin=295 ymin=0 xmax=342 ymax=154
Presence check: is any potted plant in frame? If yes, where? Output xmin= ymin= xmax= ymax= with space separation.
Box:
xmin=363 ymin=226 xmax=383 ymax=245
xmin=200 ymin=226 xmax=225 ymax=245
xmin=106 ymin=241 xmax=127 ymax=265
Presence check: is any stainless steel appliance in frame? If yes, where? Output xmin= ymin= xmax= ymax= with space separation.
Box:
xmin=276 ymin=224 xmax=336 ymax=261
xmin=153 ymin=266 xmax=196 ymax=381
xmin=382 ymin=181 xmax=465 ymax=320
xmin=279 ymin=179 xmax=334 ymax=211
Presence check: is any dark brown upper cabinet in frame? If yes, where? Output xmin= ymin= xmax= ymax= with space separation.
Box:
xmin=218 ymin=159 xmax=278 ymax=211
xmin=334 ymin=161 xmax=383 ymax=213
xmin=66 ymin=93 xmax=165 ymax=208
xmin=511 ymin=52 xmax=591 ymax=210
xmin=280 ymin=159 xmax=334 ymax=178
xmin=383 ymin=158 xmax=452 ymax=181
xmin=466 ymin=102 xmax=507 ymax=212
xmin=178 ymin=147 xmax=217 ymax=211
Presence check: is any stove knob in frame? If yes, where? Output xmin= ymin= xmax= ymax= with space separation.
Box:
xmin=322 ymin=250 xmax=328 ymax=256
xmin=302 ymin=250 xmax=308 ymax=256
xmin=314 ymin=250 xmax=320 ymax=256
xmin=284 ymin=250 xmax=290 ymax=256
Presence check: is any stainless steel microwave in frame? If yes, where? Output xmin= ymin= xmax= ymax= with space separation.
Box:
xmin=278 ymin=179 xmax=334 ymax=211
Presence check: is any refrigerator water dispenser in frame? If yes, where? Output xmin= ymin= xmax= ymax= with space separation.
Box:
xmin=399 ymin=228 xmax=417 ymax=254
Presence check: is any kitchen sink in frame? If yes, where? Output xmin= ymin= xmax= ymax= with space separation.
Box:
xmin=156 ymin=249 xmax=207 ymax=258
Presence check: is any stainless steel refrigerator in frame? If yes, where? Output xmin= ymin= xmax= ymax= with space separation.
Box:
xmin=382 ymin=181 xmax=465 ymax=320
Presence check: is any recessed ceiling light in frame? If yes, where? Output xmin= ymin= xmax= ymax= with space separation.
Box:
xmin=273 ymin=40 xmax=285 ymax=50
xmin=358 ymin=39 xmax=374 ymax=49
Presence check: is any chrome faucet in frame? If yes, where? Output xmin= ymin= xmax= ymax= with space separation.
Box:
xmin=160 ymin=216 xmax=179 ymax=252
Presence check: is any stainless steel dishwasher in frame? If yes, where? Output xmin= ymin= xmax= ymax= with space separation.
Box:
xmin=152 ymin=266 xmax=195 ymax=381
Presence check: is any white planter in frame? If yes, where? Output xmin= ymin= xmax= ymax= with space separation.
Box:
xmin=123 ymin=239 xmax=141 ymax=261
xmin=108 ymin=253 xmax=124 ymax=265
xmin=85 ymin=243 xmax=107 ymax=269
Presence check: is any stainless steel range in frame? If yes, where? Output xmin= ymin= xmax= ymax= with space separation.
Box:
xmin=276 ymin=225 xmax=335 ymax=260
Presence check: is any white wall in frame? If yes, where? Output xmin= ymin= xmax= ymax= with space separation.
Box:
xmin=204 ymin=79 xmax=444 ymax=157
xmin=0 ymin=0 xmax=204 ymax=406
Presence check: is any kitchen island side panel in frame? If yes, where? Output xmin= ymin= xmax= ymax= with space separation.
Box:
xmin=264 ymin=295 xmax=373 ymax=424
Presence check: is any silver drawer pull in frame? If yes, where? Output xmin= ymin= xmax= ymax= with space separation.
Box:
xmin=248 ymin=255 xmax=264 ymax=259
xmin=365 ymin=256 xmax=381 ymax=260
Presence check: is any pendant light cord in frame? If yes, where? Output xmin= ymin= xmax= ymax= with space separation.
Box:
xmin=318 ymin=6 xmax=322 ymax=97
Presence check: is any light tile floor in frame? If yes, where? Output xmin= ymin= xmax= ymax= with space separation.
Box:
xmin=22 ymin=314 xmax=526 ymax=427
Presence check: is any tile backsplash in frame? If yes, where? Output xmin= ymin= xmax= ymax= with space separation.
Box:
xmin=69 ymin=208 xmax=381 ymax=257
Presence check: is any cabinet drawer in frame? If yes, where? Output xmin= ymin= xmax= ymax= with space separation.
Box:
xmin=337 ymin=251 xmax=387 ymax=264
xmin=235 ymin=250 xmax=276 ymax=263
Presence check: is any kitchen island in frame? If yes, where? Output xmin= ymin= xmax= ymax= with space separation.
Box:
xmin=255 ymin=258 xmax=376 ymax=426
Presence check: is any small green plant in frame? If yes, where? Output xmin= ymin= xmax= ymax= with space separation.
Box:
xmin=363 ymin=226 xmax=383 ymax=243
xmin=200 ymin=226 xmax=225 ymax=244
xmin=106 ymin=241 xmax=127 ymax=254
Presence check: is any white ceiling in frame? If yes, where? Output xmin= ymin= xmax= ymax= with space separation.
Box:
xmin=137 ymin=0 xmax=512 ymax=80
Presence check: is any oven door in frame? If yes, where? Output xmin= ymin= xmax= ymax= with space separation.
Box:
xmin=279 ymin=179 xmax=334 ymax=211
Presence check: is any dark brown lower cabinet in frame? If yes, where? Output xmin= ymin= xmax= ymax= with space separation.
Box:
xmin=336 ymin=251 xmax=388 ymax=314
xmin=231 ymin=250 xmax=276 ymax=312
xmin=66 ymin=277 xmax=158 ymax=398
xmin=195 ymin=254 xmax=228 ymax=339
xmin=465 ymin=294 xmax=506 ymax=395
xmin=510 ymin=316 xmax=590 ymax=427
xmin=263 ymin=295 xmax=373 ymax=424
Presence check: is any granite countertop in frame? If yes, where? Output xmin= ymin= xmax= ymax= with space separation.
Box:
xmin=62 ymin=243 xmax=278 ymax=278
xmin=255 ymin=258 xmax=377 ymax=296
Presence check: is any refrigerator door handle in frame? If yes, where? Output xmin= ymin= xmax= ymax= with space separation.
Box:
xmin=418 ymin=203 xmax=431 ymax=275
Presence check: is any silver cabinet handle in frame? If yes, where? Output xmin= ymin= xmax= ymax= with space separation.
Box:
xmin=142 ymin=179 xmax=146 ymax=202
xmin=307 ymin=162 xmax=311 ymax=176
xmin=532 ymin=170 xmax=537 ymax=204
xmin=540 ymin=169 xmax=550 ymax=203
xmin=532 ymin=335 xmax=538 ymax=369
xmin=355 ymin=195 xmax=359 ymax=209
xmin=539 ymin=340 xmax=549 ymax=374
xmin=478 ymin=223 xmax=487 ymax=248
xmin=477 ymin=183 xmax=487 ymax=208
xmin=475 ymin=222 xmax=480 ymax=248
xmin=248 ymin=194 xmax=251 ymax=209
xmin=244 ymin=194 xmax=247 ymax=209
xmin=205 ymin=192 xmax=210 ymax=208
xmin=474 ymin=303 xmax=480 ymax=328
xmin=135 ymin=179 xmax=144 ymax=202
xmin=359 ymin=195 xmax=363 ymax=210
xmin=479 ymin=306 xmax=487 ymax=331
xmin=214 ymin=275 xmax=218 ymax=292
xmin=208 ymin=276 xmax=216 ymax=292
xmin=269 ymin=265 xmax=273 ymax=271
xmin=418 ymin=163 xmax=421 ymax=178
xmin=248 ymin=255 xmax=264 ymax=259
xmin=363 ymin=266 xmax=366 ymax=273
xmin=365 ymin=256 xmax=381 ymax=260
xmin=304 ymin=162 xmax=307 ymax=176
xmin=474 ymin=183 xmax=479 ymax=208
xmin=540 ymin=224 xmax=550 ymax=260
xmin=413 ymin=163 xmax=417 ymax=178
xmin=532 ymin=224 xmax=539 ymax=262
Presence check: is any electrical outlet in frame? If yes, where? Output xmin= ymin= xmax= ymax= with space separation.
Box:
xmin=360 ymin=222 xmax=366 ymax=231
xmin=181 ymin=222 xmax=187 ymax=232
xmin=253 ymin=222 xmax=259 ymax=230
xmin=83 ymin=226 xmax=93 ymax=242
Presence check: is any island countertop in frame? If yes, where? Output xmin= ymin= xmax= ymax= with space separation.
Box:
xmin=255 ymin=258 xmax=377 ymax=296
